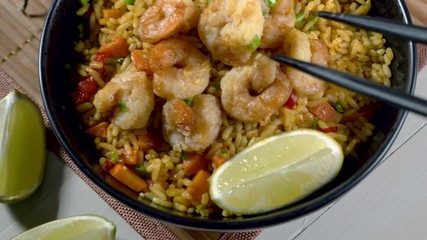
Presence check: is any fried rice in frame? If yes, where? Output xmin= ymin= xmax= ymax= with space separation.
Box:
xmin=71 ymin=0 xmax=393 ymax=217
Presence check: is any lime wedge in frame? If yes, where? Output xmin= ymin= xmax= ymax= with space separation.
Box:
xmin=209 ymin=129 xmax=344 ymax=215
xmin=0 ymin=90 xmax=46 ymax=203
xmin=11 ymin=214 xmax=117 ymax=240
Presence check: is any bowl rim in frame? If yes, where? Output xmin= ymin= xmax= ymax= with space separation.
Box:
xmin=39 ymin=0 xmax=417 ymax=231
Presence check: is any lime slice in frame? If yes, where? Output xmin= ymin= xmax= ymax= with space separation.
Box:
xmin=0 ymin=90 xmax=46 ymax=203
xmin=11 ymin=214 xmax=117 ymax=240
xmin=210 ymin=129 xmax=344 ymax=215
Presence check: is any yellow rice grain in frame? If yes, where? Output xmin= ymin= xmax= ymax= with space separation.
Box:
xmin=152 ymin=197 xmax=173 ymax=208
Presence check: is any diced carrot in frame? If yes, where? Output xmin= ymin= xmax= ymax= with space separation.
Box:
xmin=105 ymin=174 xmax=139 ymax=199
xmin=309 ymin=102 xmax=340 ymax=122
xmin=211 ymin=149 xmax=230 ymax=168
xmin=102 ymin=9 xmax=122 ymax=19
xmin=122 ymin=149 xmax=138 ymax=166
xmin=137 ymin=131 xmax=164 ymax=151
xmin=86 ymin=121 xmax=109 ymax=138
xmin=183 ymin=153 xmax=208 ymax=177
xmin=131 ymin=50 xmax=152 ymax=73
xmin=342 ymin=107 xmax=375 ymax=123
xmin=98 ymin=36 xmax=130 ymax=59
xmin=186 ymin=169 xmax=210 ymax=203
xmin=110 ymin=163 xmax=148 ymax=192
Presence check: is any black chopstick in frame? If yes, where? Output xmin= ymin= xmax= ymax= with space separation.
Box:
xmin=271 ymin=54 xmax=427 ymax=117
xmin=317 ymin=11 xmax=427 ymax=44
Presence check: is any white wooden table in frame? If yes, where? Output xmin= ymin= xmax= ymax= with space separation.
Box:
xmin=1 ymin=68 xmax=426 ymax=240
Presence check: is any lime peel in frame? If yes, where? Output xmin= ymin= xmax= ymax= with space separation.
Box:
xmin=209 ymin=129 xmax=344 ymax=215
xmin=11 ymin=214 xmax=116 ymax=240
xmin=0 ymin=90 xmax=46 ymax=203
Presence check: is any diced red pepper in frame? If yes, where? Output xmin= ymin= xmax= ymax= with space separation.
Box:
xmin=319 ymin=126 xmax=338 ymax=133
xmin=342 ymin=107 xmax=375 ymax=123
xmin=284 ymin=92 xmax=298 ymax=109
xmin=102 ymin=160 xmax=116 ymax=172
xmin=92 ymin=52 xmax=111 ymax=64
xmin=71 ymin=76 xmax=99 ymax=105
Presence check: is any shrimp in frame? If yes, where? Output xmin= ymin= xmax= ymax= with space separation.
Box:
xmin=260 ymin=0 xmax=296 ymax=49
xmin=220 ymin=53 xmax=292 ymax=123
xmin=198 ymin=0 xmax=264 ymax=66
xmin=93 ymin=66 xmax=154 ymax=130
xmin=282 ymin=28 xmax=328 ymax=96
xmin=148 ymin=38 xmax=211 ymax=100
xmin=138 ymin=0 xmax=200 ymax=43
xmin=162 ymin=94 xmax=222 ymax=152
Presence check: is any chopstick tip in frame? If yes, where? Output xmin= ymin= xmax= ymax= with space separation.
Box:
xmin=316 ymin=11 xmax=337 ymax=19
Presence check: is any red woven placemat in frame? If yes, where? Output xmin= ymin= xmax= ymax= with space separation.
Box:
xmin=1 ymin=44 xmax=426 ymax=240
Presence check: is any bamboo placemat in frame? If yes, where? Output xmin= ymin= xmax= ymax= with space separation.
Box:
xmin=0 ymin=1 xmax=263 ymax=239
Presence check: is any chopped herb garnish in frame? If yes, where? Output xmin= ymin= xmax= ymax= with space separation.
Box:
xmin=65 ymin=63 xmax=71 ymax=71
xmin=331 ymin=102 xmax=344 ymax=113
xmin=218 ymin=150 xmax=229 ymax=158
xmin=124 ymin=0 xmax=136 ymax=4
xmin=80 ymin=0 xmax=89 ymax=5
xmin=106 ymin=58 xmax=125 ymax=65
xmin=296 ymin=12 xmax=305 ymax=23
xmin=184 ymin=97 xmax=193 ymax=106
xmin=311 ymin=118 xmax=319 ymax=130
xmin=135 ymin=166 xmax=149 ymax=177
xmin=180 ymin=150 xmax=187 ymax=160
xmin=106 ymin=58 xmax=116 ymax=64
xmin=77 ymin=22 xmax=84 ymax=37
xmin=307 ymin=15 xmax=318 ymax=31
xmin=110 ymin=150 xmax=119 ymax=163
xmin=118 ymin=101 xmax=128 ymax=112
xmin=308 ymin=15 xmax=318 ymax=25
xmin=248 ymin=35 xmax=261 ymax=52
xmin=266 ymin=0 xmax=277 ymax=8
xmin=295 ymin=12 xmax=306 ymax=28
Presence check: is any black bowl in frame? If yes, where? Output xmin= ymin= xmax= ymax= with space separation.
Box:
xmin=39 ymin=0 xmax=417 ymax=231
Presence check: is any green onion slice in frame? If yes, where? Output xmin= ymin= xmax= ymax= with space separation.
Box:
xmin=266 ymin=0 xmax=277 ymax=8
xmin=110 ymin=151 xmax=119 ymax=163
xmin=248 ymin=35 xmax=261 ymax=52
xmin=135 ymin=166 xmax=149 ymax=177
xmin=296 ymin=12 xmax=305 ymax=23
xmin=184 ymin=97 xmax=193 ymax=107
xmin=124 ymin=0 xmax=135 ymax=4
xmin=181 ymin=150 xmax=187 ymax=160
xmin=80 ymin=0 xmax=89 ymax=5
xmin=118 ymin=101 xmax=128 ymax=112
xmin=331 ymin=102 xmax=344 ymax=113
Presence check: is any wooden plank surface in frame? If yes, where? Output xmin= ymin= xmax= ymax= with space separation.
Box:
xmin=0 ymin=1 xmax=221 ymax=239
